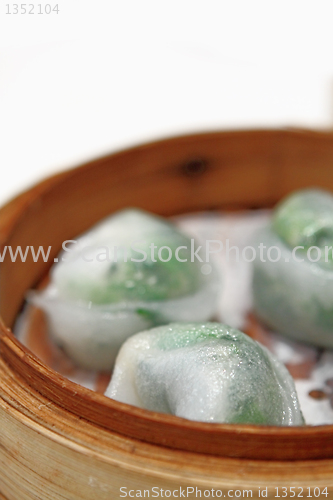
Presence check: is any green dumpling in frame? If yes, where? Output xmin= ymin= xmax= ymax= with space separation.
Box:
xmin=253 ymin=188 xmax=333 ymax=348
xmin=53 ymin=209 xmax=203 ymax=303
xmin=105 ymin=323 xmax=304 ymax=426
xmin=273 ymin=188 xmax=333 ymax=268
xmin=31 ymin=209 xmax=219 ymax=370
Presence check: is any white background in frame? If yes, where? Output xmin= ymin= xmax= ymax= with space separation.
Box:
xmin=1 ymin=0 xmax=333 ymax=204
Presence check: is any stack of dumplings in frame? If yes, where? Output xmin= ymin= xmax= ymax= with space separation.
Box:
xmin=30 ymin=204 xmax=307 ymax=427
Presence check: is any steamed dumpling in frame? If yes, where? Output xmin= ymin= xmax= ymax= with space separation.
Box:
xmin=105 ymin=322 xmax=304 ymax=426
xmin=253 ymin=188 xmax=333 ymax=347
xmin=273 ymin=188 xmax=333 ymax=268
xmin=31 ymin=209 xmax=219 ymax=370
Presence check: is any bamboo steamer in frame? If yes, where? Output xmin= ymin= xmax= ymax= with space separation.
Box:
xmin=1 ymin=130 xmax=333 ymax=499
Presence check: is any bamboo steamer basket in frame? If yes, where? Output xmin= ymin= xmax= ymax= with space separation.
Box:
xmin=1 ymin=129 xmax=333 ymax=499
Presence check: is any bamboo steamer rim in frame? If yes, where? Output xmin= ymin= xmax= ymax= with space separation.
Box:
xmin=1 ymin=128 xmax=333 ymax=462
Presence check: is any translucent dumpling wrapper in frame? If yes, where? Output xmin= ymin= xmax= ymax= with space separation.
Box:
xmin=30 ymin=209 xmax=220 ymax=370
xmin=253 ymin=188 xmax=333 ymax=348
xmin=105 ymin=322 xmax=304 ymax=426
